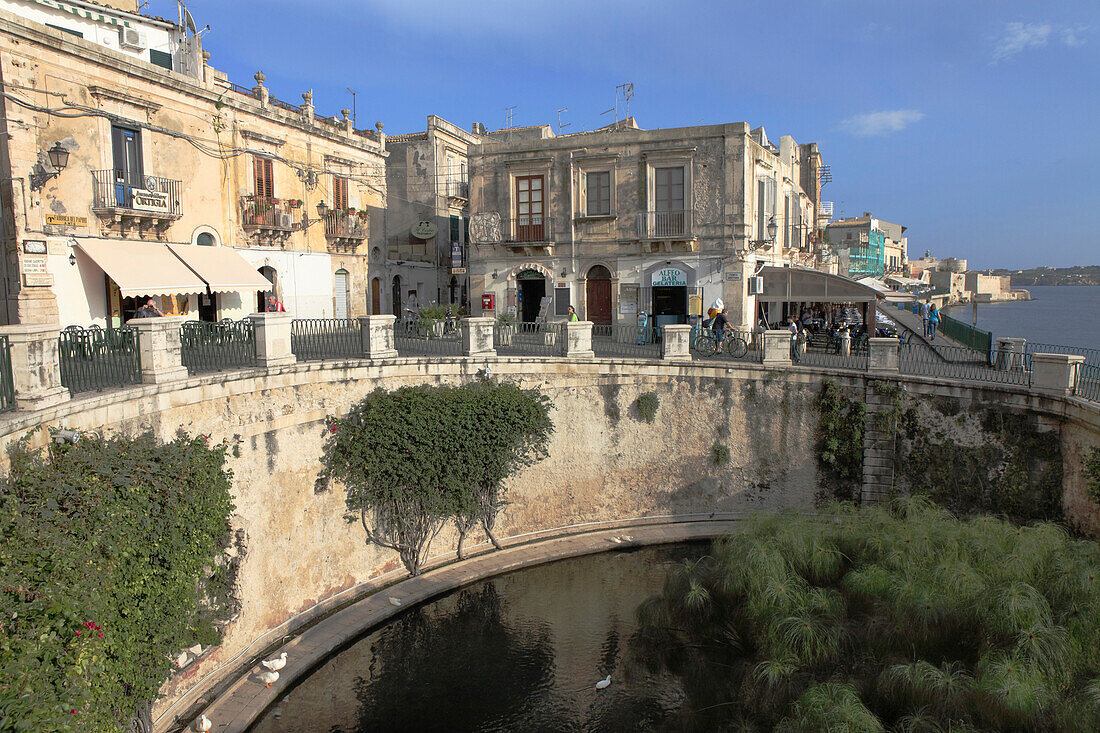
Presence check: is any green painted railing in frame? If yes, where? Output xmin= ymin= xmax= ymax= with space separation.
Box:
xmin=0 ymin=334 xmax=14 ymax=412
xmin=180 ymin=320 xmax=257 ymax=374
xmin=938 ymin=312 xmax=992 ymax=353
xmin=291 ymin=319 xmax=362 ymax=361
xmin=58 ymin=327 xmax=141 ymax=394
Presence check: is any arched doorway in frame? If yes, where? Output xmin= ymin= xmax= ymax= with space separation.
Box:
xmin=392 ymin=275 xmax=402 ymax=316
xmin=257 ymin=265 xmax=277 ymax=312
xmin=585 ymin=265 xmax=612 ymax=325
xmin=334 ymin=269 xmax=349 ymax=319
xmin=370 ymin=278 xmax=381 ymax=314
xmin=516 ymin=269 xmax=546 ymax=322
xmin=449 ymin=276 xmax=458 ymax=305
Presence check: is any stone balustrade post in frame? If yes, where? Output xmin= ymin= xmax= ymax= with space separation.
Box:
xmin=248 ymin=312 xmax=295 ymax=368
xmin=560 ymin=320 xmax=594 ymax=358
xmin=762 ymin=329 xmax=793 ymax=367
xmin=0 ymin=324 xmax=69 ymax=411
xmin=661 ymin=324 xmax=693 ymax=361
xmin=1031 ymin=353 xmax=1084 ymax=396
xmin=867 ymin=337 xmax=900 ymax=373
xmin=130 ymin=316 xmax=189 ymax=384
xmin=462 ymin=317 xmax=496 ymax=357
xmin=358 ymin=315 xmax=397 ymax=359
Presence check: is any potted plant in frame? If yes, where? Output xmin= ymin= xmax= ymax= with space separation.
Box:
xmin=418 ymin=304 xmax=448 ymax=338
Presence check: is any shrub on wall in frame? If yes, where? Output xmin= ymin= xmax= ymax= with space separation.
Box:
xmin=629 ymin=498 xmax=1100 ymax=731
xmin=323 ymin=382 xmax=553 ymax=575
xmin=0 ymin=432 xmax=236 ymax=733
xmin=813 ymin=379 xmax=866 ymax=500
xmin=635 ymin=392 xmax=660 ymax=424
xmin=1086 ymin=447 xmax=1100 ymax=504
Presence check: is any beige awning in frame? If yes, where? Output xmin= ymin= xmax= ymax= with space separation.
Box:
xmin=167 ymin=244 xmax=274 ymax=293
xmin=74 ymin=239 xmax=206 ymax=298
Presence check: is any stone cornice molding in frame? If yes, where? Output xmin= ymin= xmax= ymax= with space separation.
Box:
xmin=239 ymin=129 xmax=286 ymax=147
xmin=87 ymin=85 xmax=161 ymax=114
xmin=323 ymin=153 xmax=357 ymax=167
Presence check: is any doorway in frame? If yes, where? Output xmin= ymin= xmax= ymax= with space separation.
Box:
xmin=198 ymin=291 xmax=217 ymax=322
xmin=585 ymin=265 xmax=612 ymax=324
xmin=651 ymin=286 xmax=687 ymax=327
xmin=517 ymin=270 xmax=546 ymax=322
xmin=257 ymin=266 xmax=277 ymax=312
xmin=371 ymin=278 xmax=381 ymax=314
xmin=334 ymin=269 xmax=349 ymax=319
xmin=111 ymin=125 xmax=143 ymax=208
xmin=392 ymin=275 xmax=402 ymax=316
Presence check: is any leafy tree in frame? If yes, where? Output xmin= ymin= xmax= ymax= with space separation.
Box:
xmin=628 ymin=499 xmax=1100 ymax=731
xmin=0 ymin=431 xmax=235 ymax=732
xmin=321 ymin=383 xmax=552 ymax=573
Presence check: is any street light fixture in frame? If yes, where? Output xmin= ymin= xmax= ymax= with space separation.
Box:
xmin=743 ymin=215 xmax=777 ymax=254
xmin=30 ymin=141 xmax=70 ymax=190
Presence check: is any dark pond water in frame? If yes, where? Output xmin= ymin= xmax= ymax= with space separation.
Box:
xmin=248 ymin=543 xmax=706 ymax=733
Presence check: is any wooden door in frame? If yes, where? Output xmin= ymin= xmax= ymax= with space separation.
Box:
xmin=585 ymin=265 xmax=613 ymax=325
xmin=371 ymin=278 xmax=381 ymax=314
xmin=515 ymin=175 xmax=544 ymax=241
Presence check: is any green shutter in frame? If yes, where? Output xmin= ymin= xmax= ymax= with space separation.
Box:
xmin=149 ymin=49 xmax=173 ymax=71
xmin=46 ymin=23 xmax=83 ymax=38
xmin=449 ymin=215 xmax=460 ymax=242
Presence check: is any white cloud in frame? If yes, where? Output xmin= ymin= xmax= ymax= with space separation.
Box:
xmin=840 ymin=110 xmax=925 ymax=136
xmin=992 ymin=22 xmax=1089 ymax=61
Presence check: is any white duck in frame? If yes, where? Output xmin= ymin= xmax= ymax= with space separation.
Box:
xmin=260 ymin=669 xmax=280 ymax=688
xmin=191 ymin=713 xmax=212 ymax=732
xmin=595 ymin=675 xmax=612 ymax=690
xmin=261 ymin=652 xmax=287 ymax=672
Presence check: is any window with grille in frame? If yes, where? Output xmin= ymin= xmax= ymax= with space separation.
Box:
xmin=586 ymin=171 xmax=611 ymax=215
xmin=253 ymin=157 xmax=274 ymax=199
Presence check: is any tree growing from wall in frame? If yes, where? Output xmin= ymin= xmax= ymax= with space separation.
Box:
xmin=322 ymin=383 xmax=553 ymax=574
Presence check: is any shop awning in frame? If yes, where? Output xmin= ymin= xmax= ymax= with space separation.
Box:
xmin=74 ymin=239 xmax=206 ymax=298
xmin=166 ymin=244 xmax=274 ymax=293
xmin=758 ymin=266 xmax=882 ymax=303
xmin=857 ymin=277 xmax=918 ymax=303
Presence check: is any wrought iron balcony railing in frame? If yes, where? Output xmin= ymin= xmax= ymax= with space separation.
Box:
xmin=637 ymin=210 xmax=692 ymax=239
xmin=240 ymin=196 xmax=297 ymax=231
xmin=92 ymin=170 xmax=182 ymax=218
xmin=323 ymin=211 xmax=368 ymax=241
xmin=502 ymin=216 xmax=553 ymax=244
xmin=445 ymin=179 xmax=469 ymax=199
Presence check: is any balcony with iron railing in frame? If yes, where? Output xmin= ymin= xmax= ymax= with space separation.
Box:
xmin=445 ymin=178 xmax=469 ymax=200
xmin=502 ymin=216 xmax=553 ymax=246
xmin=637 ymin=210 xmax=693 ymax=239
xmin=240 ymin=196 xmax=297 ymax=239
xmin=91 ymin=171 xmax=182 ymax=232
xmin=323 ymin=210 xmax=368 ymax=248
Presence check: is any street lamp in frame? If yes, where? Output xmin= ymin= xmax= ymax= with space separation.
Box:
xmin=30 ymin=141 xmax=70 ymax=190
xmin=743 ymin=215 xmax=777 ymax=254
xmin=316 ymin=200 xmax=329 ymax=218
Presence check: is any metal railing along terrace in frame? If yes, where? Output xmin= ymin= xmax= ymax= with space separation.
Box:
xmin=0 ymin=334 xmax=14 ymax=413
xmin=394 ymin=320 xmax=463 ymax=357
xmin=58 ymin=326 xmax=141 ymax=394
xmin=180 ymin=320 xmax=258 ymax=375
xmin=292 ymin=319 xmax=362 ymax=361
xmin=494 ymin=322 xmax=560 ymax=356
xmin=591 ymin=324 xmax=661 ymax=360
xmin=899 ymin=342 xmax=1030 ymax=387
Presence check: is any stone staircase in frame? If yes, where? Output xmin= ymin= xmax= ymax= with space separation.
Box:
xmin=862 ymin=380 xmax=900 ymax=503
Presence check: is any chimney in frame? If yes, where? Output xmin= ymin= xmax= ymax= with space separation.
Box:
xmin=471 ymin=122 xmax=486 ymax=136
xmin=863 ymin=211 xmax=872 ymax=217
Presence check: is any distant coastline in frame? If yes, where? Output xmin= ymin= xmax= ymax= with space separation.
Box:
xmin=984 ymin=265 xmax=1100 ymax=287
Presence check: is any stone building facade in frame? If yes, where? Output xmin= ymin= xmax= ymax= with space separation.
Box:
xmin=0 ymin=0 xmax=386 ymax=326
xmin=826 ymin=212 xmax=908 ymax=280
xmin=382 ymin=116 xmax=483 ymax=315
xmin=467 ymin=118 xmax=825 ymax=330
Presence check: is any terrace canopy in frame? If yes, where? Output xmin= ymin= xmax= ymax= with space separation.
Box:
xmin=757 ymin=266 xmax=883 ymax=326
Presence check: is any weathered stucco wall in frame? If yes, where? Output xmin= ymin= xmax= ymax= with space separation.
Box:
xmin=0 ymin=358 xmax=1096 ymax=727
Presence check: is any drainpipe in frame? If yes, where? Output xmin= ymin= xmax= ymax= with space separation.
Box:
xmin=568 ymin=148 xmax=587 ymax=282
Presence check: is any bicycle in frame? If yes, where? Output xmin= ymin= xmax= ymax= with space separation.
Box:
xmin=693 ymin=329 xmax=748 ymax=358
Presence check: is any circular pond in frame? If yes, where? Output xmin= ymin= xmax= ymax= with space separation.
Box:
xmin=248 ymin=543 xmax=705 ymax=732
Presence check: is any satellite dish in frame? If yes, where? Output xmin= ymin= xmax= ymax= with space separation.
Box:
xmin=183 ymin=6 xmax=197 ymax=34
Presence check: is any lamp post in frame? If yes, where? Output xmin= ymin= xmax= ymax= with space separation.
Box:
xmin=30 ymin=141 xmax=70 ymax=190
xmin=746 ymin=215 xmax=778 ymax=253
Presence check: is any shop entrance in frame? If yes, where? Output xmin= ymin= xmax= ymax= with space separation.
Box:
xmin=517 ymin=270 xmax=546 ymax=322
xmin=585 ymin=265 xmax=612 ymax=325
xmin=651 ymin=287 xmax=687 ymax=326
xmin=256 ymin=266 xmax=277 ymax=312
xmin=198 ymin=292 xmax=217 ymax=322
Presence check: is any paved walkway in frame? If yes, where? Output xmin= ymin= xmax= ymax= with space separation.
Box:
xmin=886 ymin=305 xmax=970 ymax=356
xmin=170 ymin=517 xmax=743 ymax=733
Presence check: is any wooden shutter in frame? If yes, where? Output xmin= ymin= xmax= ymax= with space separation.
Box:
xmin=334 ymin=176 xmax=348 ymax=210
xmin=254 ymin=157 xmax=273 ymax=199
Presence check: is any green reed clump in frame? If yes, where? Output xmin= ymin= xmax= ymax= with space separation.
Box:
xmin=629 ymin=498 xmax=1100 ymax=731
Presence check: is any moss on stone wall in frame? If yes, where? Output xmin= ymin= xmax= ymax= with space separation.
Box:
xmin=813 ymin=379 xmax=865 ymax=501
xmin=901 ymin=406 xmax=1063 ymax=524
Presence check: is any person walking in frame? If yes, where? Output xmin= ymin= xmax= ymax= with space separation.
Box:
xmin=790 ymin=321 xmax=801 ymax=363
xmin=928 ymin=303 xmax=940 ymax=341
xmin=920 ymin=300 xmax=931 ymax=337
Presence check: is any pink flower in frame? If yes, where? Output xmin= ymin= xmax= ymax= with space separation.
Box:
xmin=75 ymin=630 xmax=80 ymax=636
xmin=98 ymin=633 xmax=104 ymax=638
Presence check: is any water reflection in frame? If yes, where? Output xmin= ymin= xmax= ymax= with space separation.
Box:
xmin=249 ymin=544 xmax=704 ymax=733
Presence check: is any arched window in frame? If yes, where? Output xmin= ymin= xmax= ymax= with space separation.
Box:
xmin=196 ymin=232 xmax=215 ymax=246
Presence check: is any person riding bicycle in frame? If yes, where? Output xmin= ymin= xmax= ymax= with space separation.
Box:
xmin=712 ymin=308 xmax=730 ymax=344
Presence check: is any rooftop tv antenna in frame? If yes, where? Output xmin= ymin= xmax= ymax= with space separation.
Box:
xmin=616 ymin=82 xmax=634 ymax=120
xmin=177 ymin=1 xmax=196 ymax=34
xmin=505 ymin=105 xmax=517 ymax=129
xmin=557 ymin=107 xmax=570 ymax=134
xmin=346 ymin=87 xmax=357 ymax=127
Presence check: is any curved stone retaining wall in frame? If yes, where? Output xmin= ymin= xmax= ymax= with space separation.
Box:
xmin=0 ymin=356 xmax=1095 ymax=731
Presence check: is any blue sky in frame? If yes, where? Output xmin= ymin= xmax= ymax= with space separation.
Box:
xmin=150 ymin=0 xmax=1099 ymax=269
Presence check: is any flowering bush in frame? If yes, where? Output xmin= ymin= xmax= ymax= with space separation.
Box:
xmin=0 ymin=431 xmax=236 ymax=731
